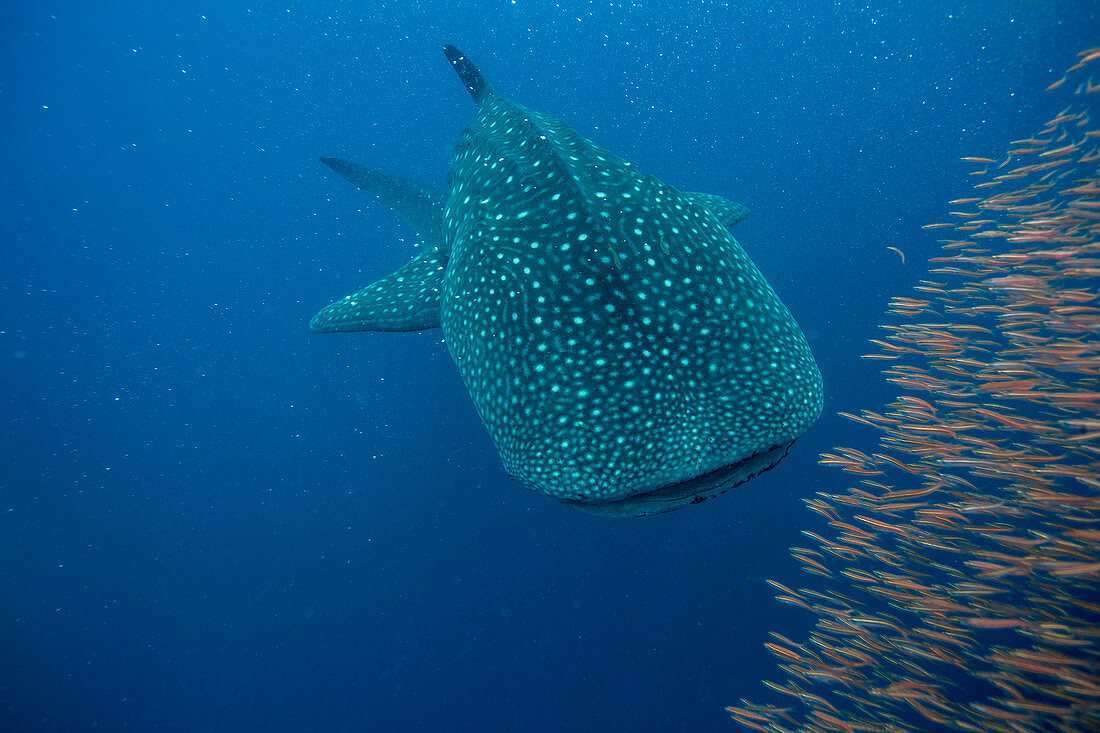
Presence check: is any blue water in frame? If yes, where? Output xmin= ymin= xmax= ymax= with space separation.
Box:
xmin=2 ymin=2 xmax=1095 ymax=731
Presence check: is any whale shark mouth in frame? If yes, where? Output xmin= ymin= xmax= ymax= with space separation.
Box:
xmin=565 ymin=441 xmax=795 ymax=518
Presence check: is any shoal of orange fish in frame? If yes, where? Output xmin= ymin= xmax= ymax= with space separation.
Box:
xmin=736 ymin=47 xmax=1100 ymax=733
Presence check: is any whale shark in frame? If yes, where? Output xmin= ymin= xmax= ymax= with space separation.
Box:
xmin=310 ymin=45 xmax=823 ymax=516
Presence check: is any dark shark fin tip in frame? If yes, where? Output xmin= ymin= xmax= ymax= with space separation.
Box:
xmin=444 ymin=44 xmax=492 ymax=103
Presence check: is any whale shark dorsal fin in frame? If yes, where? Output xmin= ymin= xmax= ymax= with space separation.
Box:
xmin=320 ymin=157 xmax=446 ymax=251
xmin=444 ymin=45 xmax=493 ymax=104
xmin=683 ymin=192 xmax=749 ymax=228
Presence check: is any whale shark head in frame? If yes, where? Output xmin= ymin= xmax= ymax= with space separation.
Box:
xmin=310 ymin=46 xmax=823 ymax=516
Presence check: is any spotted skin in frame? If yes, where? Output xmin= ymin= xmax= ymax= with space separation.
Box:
xmin=311 ymin=46 xmax=823 ymax=516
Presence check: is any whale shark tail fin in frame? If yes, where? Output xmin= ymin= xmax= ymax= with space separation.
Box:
xmin=444 ymin=45 xmax=493 ymax=104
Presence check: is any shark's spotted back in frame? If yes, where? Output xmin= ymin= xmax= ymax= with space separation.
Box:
xmin=311 ymin=46 xmax=823 ymax=516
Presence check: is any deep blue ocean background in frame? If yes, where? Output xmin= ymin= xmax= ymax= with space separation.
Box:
xmin=2 ymin=2 xmax=1096 ymax=731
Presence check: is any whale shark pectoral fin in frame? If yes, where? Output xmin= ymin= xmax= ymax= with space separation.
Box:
xmin=309 ymin=247 xmax=447 ymax=333
xmin=683 ymin=192 xmax=749 ymax=227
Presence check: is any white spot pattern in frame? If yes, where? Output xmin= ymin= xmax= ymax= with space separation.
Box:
xmin=312 ymin=50 xmax=824 ymax=515
xmin=438 ymin=93 xmax=822 ymax=509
